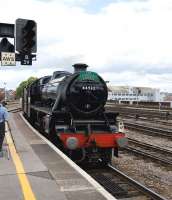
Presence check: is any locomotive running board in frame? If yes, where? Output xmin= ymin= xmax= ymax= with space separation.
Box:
xmin=30 ymin=105 xmax=52 ymax=114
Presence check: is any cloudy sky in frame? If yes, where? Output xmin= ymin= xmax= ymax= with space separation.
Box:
xmin=1 ymin=0 xmax=172 ymax=91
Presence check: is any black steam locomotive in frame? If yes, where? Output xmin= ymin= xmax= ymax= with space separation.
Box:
xmin=23 ymin=64 xmax=127 ymax=164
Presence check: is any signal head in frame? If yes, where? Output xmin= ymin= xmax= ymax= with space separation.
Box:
xmin=15 ymin=18 xmax=37 ymax=53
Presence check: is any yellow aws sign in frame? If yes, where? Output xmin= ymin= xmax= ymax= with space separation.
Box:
xmin=1 ymin=52 xmax=16 ymax=66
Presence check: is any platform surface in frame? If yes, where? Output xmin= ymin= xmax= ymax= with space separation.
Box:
xmin=0 ymin=112 xmax=115 ymax=200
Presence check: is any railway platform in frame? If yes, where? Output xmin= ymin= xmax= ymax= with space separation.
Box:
xmin=0 ymin=112 xmax=116 ymax=200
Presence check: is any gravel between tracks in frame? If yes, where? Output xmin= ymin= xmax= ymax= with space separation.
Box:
xmin=112 ymin=153 xmax=172 ymax=200
xmin=125 ymin=129 xmax=172 ymax=151
xmin=112 ymin=129 xmax=172 ymax=200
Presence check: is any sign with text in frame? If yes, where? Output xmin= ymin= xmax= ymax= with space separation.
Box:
xmin=1 ymin=52 xmax=16 ymax=66
xmin=21 ymin=54 xmax=32 ymax=65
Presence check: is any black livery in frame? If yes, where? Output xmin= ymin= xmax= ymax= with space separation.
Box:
xmin=23 ymin=64 xmax=127 ymax=164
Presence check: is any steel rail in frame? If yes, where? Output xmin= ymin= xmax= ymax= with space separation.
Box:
xmin=124 ymin=122 xmax=172 ymax=138
xmin=106 ymin=103 xmax=171 ymax=112
xmin=106 ymin=105 xmax=172 ymax=120
xmin=108 ymin=165 xmax=167 ymax=200
xmin=123 ymin=115 xmax=172 ymax=127
xmin=123 ymin=146 xmax=172 ymax=166
xmin=8 ymin=107 xmax=22 ymax=113
xmin=124 ymin=138 xmax=172 ymax=165
xmin=128 ymin=138 xmax=172 ymax=154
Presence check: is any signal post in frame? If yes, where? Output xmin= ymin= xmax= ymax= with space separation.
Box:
xmin=0 ymin=18 xmax=37 ymax=66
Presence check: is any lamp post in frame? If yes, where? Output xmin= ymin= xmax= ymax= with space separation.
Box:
xmin=136 ymin=87 xmax=141 ymax=106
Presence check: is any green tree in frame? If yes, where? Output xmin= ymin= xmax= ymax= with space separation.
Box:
xmin=16 ymin=77 xmax=37 ymax=98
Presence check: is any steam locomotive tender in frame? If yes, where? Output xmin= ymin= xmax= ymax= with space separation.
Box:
xmin=23 ymin=64 xmax=127 ymax=164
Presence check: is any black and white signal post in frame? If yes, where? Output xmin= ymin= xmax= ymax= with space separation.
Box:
xmin=0 ymin=18 xmax=37 ymax=66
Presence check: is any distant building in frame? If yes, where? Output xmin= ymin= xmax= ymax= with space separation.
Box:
xmin=160 ymin=92 xmax=172 ymax=101
xmin=6 ymin=90 xmax=16 ymax=100
xmin=108 ymin=86 xmax=160 ymax=102
xmin=0 ymin=88 xmax=16 ymax=101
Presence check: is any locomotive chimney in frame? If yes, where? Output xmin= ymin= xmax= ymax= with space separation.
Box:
xmin=73 ymin=63 xmax=88 ymax=73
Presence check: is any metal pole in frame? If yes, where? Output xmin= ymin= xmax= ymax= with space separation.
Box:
xmin=137 ymin=88 xmax=139 ymax=106
xmin=4 ymin=82 xmax=6 ymax=102
xmin=159 ymin=102 xmax=161 ymax=112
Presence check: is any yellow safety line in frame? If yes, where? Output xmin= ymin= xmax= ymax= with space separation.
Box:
xmin=5 ymin=123 xmax=36 ymax=200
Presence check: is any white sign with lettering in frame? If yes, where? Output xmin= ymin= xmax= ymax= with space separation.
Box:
xmin=1 ymin=52 xmax=16 ymax=66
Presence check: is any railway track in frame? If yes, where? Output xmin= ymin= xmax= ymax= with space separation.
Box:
xmin=4 ymin=100 xmax=21 ymax=113
xmin=21 ymin=109 xmax=170 ymax=200
xmin=123 ymin=115 xmax=172 ymax=127
xmin=8 ymin=107 xmax=22 ymax=113
xmin=120 ymin=111 xmax=168 ymax=120
xmin=84 ymin=165 xmax=167 ymax=200
xmin=124 ymin=121 xmax=172 ymax=139
xmin=106 ymin=102 xmax=171 ymax=111
xmin=13 ymin=102 xmax=170 ymax=199
xmin=106 ymin=105 xmax=172 ymax=120
xmin=123 ymin=138 xmax=172 ymax=166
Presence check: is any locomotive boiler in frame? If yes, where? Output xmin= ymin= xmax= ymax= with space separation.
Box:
xmin=23 ymin=63 xmax=127 ymax=164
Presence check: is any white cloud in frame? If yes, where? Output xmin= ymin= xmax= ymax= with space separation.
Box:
xmin=1 ymin=0 xmax=172 ymax=91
